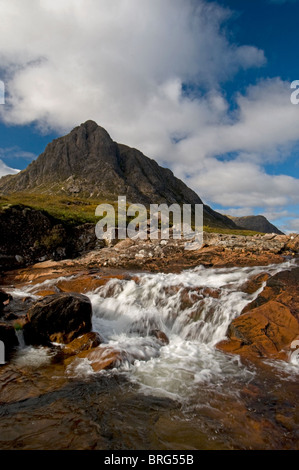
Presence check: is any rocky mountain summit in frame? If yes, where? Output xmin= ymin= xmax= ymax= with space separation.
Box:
xmin=0 ymin=120 xmax=236 ymax=229
xmin=229 ymin=215 xmax=284 ymax=235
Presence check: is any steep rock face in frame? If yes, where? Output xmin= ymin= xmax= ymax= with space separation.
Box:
xmin=0 ymin=204 xmax=104 ymax=270
xmin=229 ymin=215 xmax=283 ymax=235
xmin=0 ymin=205 xmax=53 ymax=269
xmin=0 ymin=120 xmax=236 ymax=229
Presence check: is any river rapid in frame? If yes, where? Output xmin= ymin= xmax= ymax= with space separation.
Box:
xmin=0 ymin=259 xmax=298 ymax=450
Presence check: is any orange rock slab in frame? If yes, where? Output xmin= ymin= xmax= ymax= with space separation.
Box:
xmin=218 ymin=300 xmax=299 ymax=360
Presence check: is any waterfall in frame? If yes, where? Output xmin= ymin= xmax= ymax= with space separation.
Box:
xmin=3 ymin=258 xmax=297 ymax=399
xmin=84 ymin=259 xmax=297 ymax=398
xmin=16 ymin=329 xmax=26 ymax=349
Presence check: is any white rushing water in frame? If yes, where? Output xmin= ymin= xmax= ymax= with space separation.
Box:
xmin=6 ymin=259 xmax=298 ymax=399
xmin=85 ymin=259 xmax=297 ymax=399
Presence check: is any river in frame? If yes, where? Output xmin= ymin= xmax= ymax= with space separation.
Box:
xmin=0 ymin=259 xmax=298 ymax=449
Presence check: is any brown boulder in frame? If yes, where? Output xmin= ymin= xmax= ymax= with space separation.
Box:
xmin=65 ymin=346 xmax=123 ymax=372
xmin=218 ymin=300 xmax=299 ymax=359
xmin=56 ymin=276 xmax=106 ymax=294
xmin=49 ymin=273 xmax=131 ymax=295
xmin=241 ymin=273 xmax=270 ymax=295
xmin=0 ymin=322 xmax=19 ymax=360
xmin=243 ymin=267 xmax=299 ymax=318
xmin=23 ymin=293 xmax=92 ymax=345
xmin=85 ymin=348 xmax=123 ymax=372
xmin=35 ymin=289 xmax=57 ymax=297
xmin=149 ymin=329 xmax=169 ymax=345
xmin=179 ymin=286 xmax=220 ymax=311
xmin=218 ymin=266 xmax=299 ymax=362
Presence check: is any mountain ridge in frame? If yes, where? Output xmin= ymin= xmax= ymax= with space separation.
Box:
xmin=228 ymin=215 xmax=284 ymax=235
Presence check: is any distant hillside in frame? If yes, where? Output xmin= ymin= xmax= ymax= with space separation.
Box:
xmin=228 ymin=215 xmax=284 ymax=235
xmin=0 ymin=120 xmax=237 ymax=229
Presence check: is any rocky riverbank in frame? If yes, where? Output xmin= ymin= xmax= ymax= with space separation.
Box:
xmin=0 ymin=235 xmax=298 ymax=450
xmin=2 ymin=231 xmax=299 ymax=283
xmin=0 ymin=231 xmax=298 ymax=368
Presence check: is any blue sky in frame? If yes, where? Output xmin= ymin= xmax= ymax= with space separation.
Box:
xmin=0 ymin=0 xmax=298 ymax=233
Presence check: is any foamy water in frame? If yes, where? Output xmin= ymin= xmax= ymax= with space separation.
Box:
xmin=6 ymin=259 xmax=298 ymax=400
xmin=85 ymin=259 xmax=297 ymax=398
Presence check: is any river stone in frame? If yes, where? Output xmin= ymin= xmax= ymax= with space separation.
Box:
xmin=217 ymin=267 xmax=299 ymax=361
xmin=0 ymin=289 xmax=12 ymax=315
xmin=62 ymin=332 xmax=103 ymax=357
xmin=0 ymin=322 xmax=19 ymax=358
xmin=23 ymin=293 xmax=92 ymax=345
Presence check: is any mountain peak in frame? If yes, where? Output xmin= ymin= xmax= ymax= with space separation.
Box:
xmin=72 ymin=120 xmax=112 ymax=141
xmin=80 ymin=119 xmax=99 ymax=129
xmin=0 ymin=122 xmax=237 ymax=229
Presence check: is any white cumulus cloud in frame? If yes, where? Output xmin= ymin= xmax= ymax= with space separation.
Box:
xmin=0 ymin=0 xmax=298 ymax=231
xmin=0 ymin=159 xmax=19 ymax=178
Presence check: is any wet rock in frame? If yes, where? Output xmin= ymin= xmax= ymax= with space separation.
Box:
xmin=218 ymin=302 xmax=299 ymax=360
xmin=86 ymin=348 xmax=123 ymax=372
xmin=0 ymin=289 xmax=12 ymax=315
xmin=23 ymin=293 xmax=92 ymax=345
xmin=65 ymin=346 xmax=123 ymax=372
xmin=178 ymin=286 xmax=220 ymax=313
xmin=218 ymin=266 xmax=299 ymax=362
xmin=62 ymin=332 xmax=103 ymax=357
xmin=56 ymin=275 xmax=108 ymax=294
xmin=243 ymin=267 xmax=299 ymax=318
xmin=240 ymin=273 xmax=270 ymax=295
xmin=234 ymin=301 xmax=297 ymax=355
xmin=0 ymin=295 xmax=34 ymax=320
xmin=0 ymin=322 xmax=19 ymax=357
xmin=3 ymin=312 xmax=18 ymax=321
xmin=12 ymin=316 xmax=27 ymax=330
xmin=35 ymin=289 xmax=57 ymax=297
xmin=149 ymin=329 xmax=169 ymax=345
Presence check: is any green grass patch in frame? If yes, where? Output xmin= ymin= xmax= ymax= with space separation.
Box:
xmin=0 ymin=192 xmax=263 ymax=236
xmin=0 ymin=192 xmax=108 ymax=226
xmin=203 ymin=225 xmax=263 ymax=236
